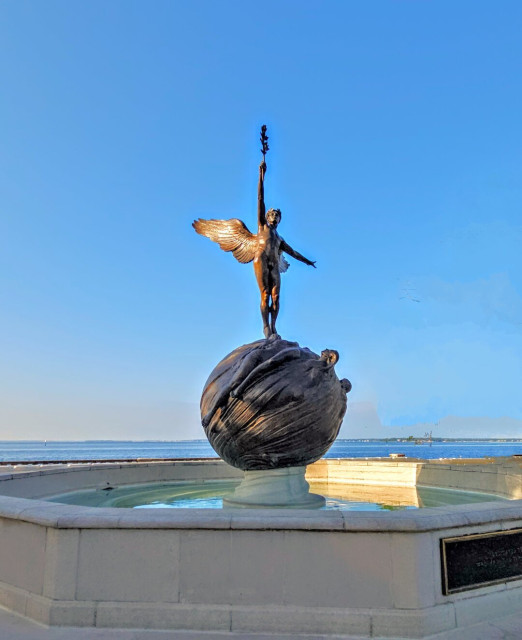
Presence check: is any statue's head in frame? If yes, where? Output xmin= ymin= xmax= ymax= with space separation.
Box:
xmin=266 ymin=208 xmax=281 ymax=228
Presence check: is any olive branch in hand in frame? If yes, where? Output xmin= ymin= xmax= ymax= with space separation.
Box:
xmin=260 ymin=124 xmax=269 ymax=160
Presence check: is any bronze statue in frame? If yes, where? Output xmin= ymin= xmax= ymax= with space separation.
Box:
xmin=193 ymin=125 xmax=315 ymax=338
xmin=192 ymin=126 xmax=352 ymax=486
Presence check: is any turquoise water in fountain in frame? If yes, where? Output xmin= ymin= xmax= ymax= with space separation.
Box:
xmin=47 ymin=479 xmax=509 ymax=511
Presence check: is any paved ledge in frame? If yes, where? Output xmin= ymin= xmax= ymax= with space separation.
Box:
xmin=0 ymin=606 xmax=521 ymax=640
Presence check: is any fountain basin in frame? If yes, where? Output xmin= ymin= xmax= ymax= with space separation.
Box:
xmin=46 ymin=477 xmax=508 ymax=511
xmin=0 ymin=457 xmax=520 ymax=638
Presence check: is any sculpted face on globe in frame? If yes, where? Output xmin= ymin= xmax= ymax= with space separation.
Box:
xmin=341 ymin=378 xmax=352 ymax=394
xmin=320 ymin=349 xmax=339 ymax=367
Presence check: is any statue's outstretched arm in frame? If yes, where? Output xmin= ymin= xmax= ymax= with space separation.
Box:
xmin=280 ymin=240 xmax=316 ymax=268
xmin=258 ymin=161 xmax=267 ymax=230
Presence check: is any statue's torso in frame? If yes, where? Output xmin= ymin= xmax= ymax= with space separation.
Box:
xmin=257 ymin=226 xmax=282 ymax=267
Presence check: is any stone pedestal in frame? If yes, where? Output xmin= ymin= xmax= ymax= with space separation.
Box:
xmin=223 ymin=466 xmax=325 ymax=508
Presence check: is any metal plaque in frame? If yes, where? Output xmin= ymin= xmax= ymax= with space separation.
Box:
xmin=441 ymin=528 xmax=522 ymax=595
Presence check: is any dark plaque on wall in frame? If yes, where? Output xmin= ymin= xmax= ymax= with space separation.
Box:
xmin=441 ymin=528 xmax=522 ymax=595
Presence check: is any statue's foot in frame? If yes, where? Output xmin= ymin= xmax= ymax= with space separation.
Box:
xmin=268 ymin=332 xmax=281 ymax=341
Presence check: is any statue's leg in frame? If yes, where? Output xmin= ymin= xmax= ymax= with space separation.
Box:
xmin=269 ymin=273 xmax=281 ymax=336
xmin=254 ymin=259 xmax=271 ymax=337
xmin=261 ymin=290 xmax=271 ymax=338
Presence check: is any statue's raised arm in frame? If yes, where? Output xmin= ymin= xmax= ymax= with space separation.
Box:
xmin=258 ymin=160 xmax=267 ymax=231
xmin=257 ymin=125 xmax=269 ymax=231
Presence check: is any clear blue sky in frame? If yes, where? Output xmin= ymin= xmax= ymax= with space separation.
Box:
xmin=1 ymin=1 xmax=522 ymax=439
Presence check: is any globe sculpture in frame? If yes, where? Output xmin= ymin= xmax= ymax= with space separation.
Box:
xmin=193 ymin=126 xmax=351 ymax=507
xmin=201 ymin=339 xmax=349 ymax=470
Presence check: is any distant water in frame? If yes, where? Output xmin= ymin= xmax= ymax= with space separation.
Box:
xmin=0 ymin=439 xmax=521 ymax=463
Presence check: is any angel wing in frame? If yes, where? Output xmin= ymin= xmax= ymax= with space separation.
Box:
xmin=192 ymin=218 xmax=257 ymax=264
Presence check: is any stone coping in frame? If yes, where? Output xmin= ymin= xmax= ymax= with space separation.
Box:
xmin=0 ymin=494 xmax=521 ymax=532
xmin=0 ymin=458 xmax=520 ymax=533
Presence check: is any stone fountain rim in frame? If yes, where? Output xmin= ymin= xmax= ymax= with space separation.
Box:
xmin=0 ymin=458 xmax=520 ymax=533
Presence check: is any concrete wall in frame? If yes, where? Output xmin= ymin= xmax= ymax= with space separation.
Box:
xmin=0 ymin=459 xmax=520 ymax=637
xmin=307 ymin=457 xmax=522 ymax=499
xmin=0 ymin=460 xmax=242 ymax=499
xmin=1 ymin=457 xmax=520 ymax=500
xmin=415 ymin=458 xmax=522 ymax=499
xmin=307 ymin=459 xmax=419 ymax=487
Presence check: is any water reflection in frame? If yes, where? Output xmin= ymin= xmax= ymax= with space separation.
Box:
xmin=47 ymin=479 xmax=508 ymax=511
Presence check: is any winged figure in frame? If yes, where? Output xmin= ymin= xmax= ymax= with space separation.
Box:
xmin=193 ymin=160 xmax=315 ymax=338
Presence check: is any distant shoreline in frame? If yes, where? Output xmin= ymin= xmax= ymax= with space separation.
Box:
xmin=1 ymin=438 xmax=521 ymax=444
